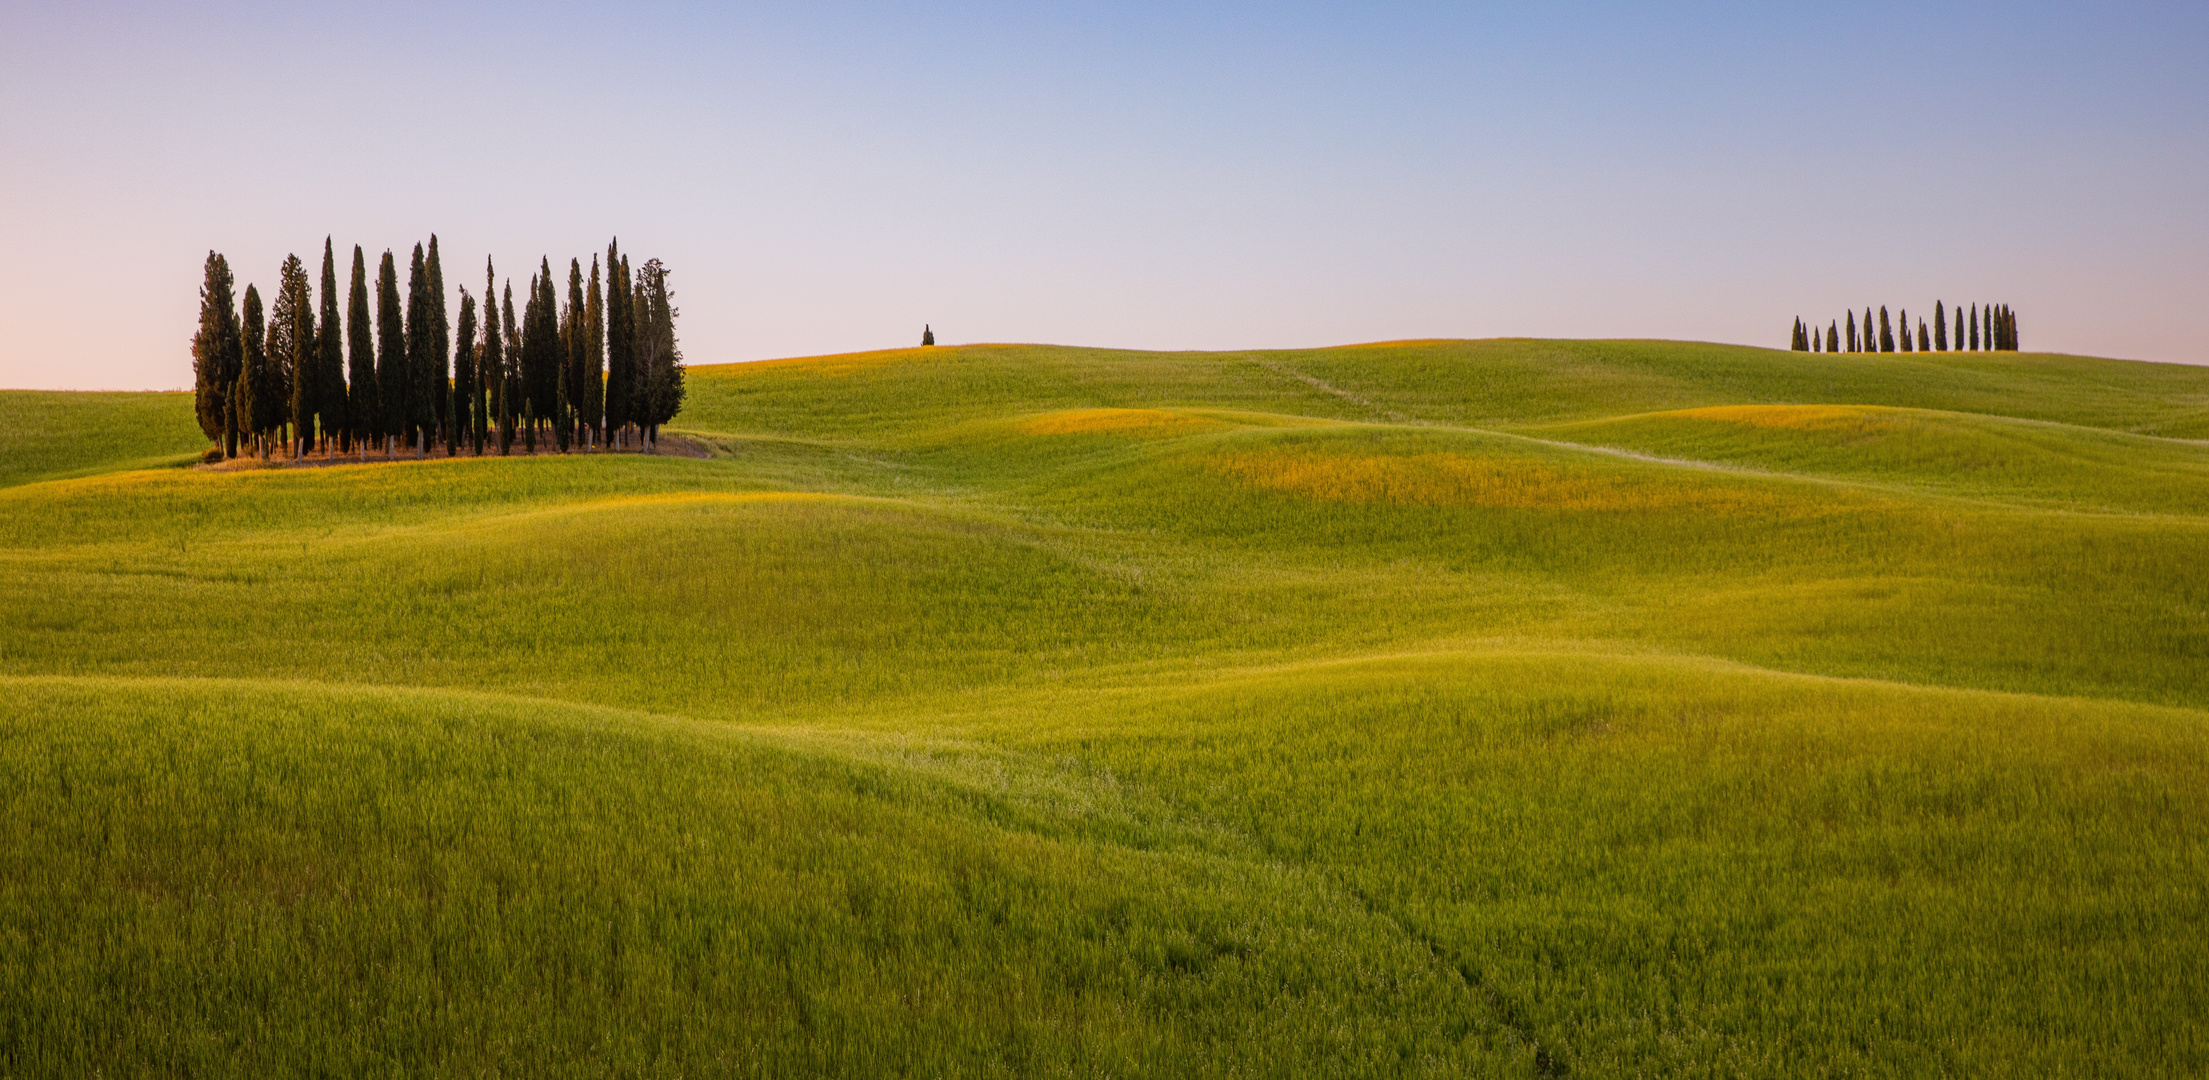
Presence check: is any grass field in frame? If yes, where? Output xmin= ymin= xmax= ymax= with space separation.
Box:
xmin=4 ymin=338 xmax=2206 ymax=1076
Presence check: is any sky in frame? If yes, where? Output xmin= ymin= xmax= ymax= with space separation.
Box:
xmin=2 ymin=1 xmax=2204 ymax=390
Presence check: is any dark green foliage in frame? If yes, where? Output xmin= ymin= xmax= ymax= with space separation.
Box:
xmin=923 ymin=324 xmax=935 ymax=347
xmin=376 ymin=251 xmax=406 ymax=452
xmin=1934 ymin=301 xmax=1948 ymax=351
xmin=317 ymin=240 xmax=346 ymax=456
xmin=1899 ymin=309 xmax=1913 ymax=352
xmin=1970 ymin=304 xmax=1980 ymax=351
xmin=1791 ymin=318 xmax=1806 ymax=351
xmin=501 ymin=280 xmax=519 ymax=454
xmin=236 ymin=285 xmax=267 ymax=455
xmin=347 ymin=246 xmax=377 ymax=453
xmin=280 ymin=254 xmax=316 ymax=456
xmin=427 ymin=237 xmax=451 ymax=455
xmin=582 ymin=258 xmax=605 ymax=447
xmin=1879 ymin=307 xmax=1895 ymax=353
xmin=1826 ymin=321 xmax=1838 ymax=353
xmin=564 ymin=259 xmax=585 ymax=451
xmin=603 ymin=242 xmax=632 ymax=442
xmin=453 ymin=289 xmax=478 ymax=456
xmin=1846 ymin=310 xmax=1857 ymax=353
xmin=634 ymin=258 xmax=685 ymax=441
xmin=1918 ymin=319 xmax=1930 ymax=352
xmin=406 ymin=244 xmax=433 ymax=452
xmin=190 ymin=252 xmax=241 ymax=452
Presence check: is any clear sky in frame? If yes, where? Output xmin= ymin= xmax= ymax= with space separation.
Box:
xmin=3 ymin=1 xmax=2204 ymax=389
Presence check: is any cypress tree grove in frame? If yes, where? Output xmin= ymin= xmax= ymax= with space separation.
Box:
xmin=583 ymin=256 xmax=605 ymax=449
xmin=454 ymin=288 xmax=478 ymax=456
xmin=1878 ymin=307 xmax=1894 ymax=353
xmin=1827 ymin=322 xmax=1838 ymax=353
xmin=376 ymin=251 xmax=406 ymax=456
xmin=281 ymin=254 xmax=317 ymax=457
xmin=1934 ymin=301 xmax=1948 ymax=350
xmin=427 ymin=236 xmax=451 ymax=455
xmin=603 ymin=241 xmax=632 ymax=446
xmin=406 ymin=243 xmax=433 ymax=455
xmin=191 ymin=252 xmax=242 ymax=455
xmin=347 ymin=246 xmax=377 ymax=456
xmin=237 ymin=285 xmax=267 ymax=458
xmin=317 ymin=239 xmax=346 ymax=457
xmin=1899 ymin=309 xmax=1912 ymax=352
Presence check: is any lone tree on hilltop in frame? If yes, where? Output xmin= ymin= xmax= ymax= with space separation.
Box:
xmin=376 ymin=251 xmax=406 ymax=456
xmin=191 ymin=252 xmax=242 ymax=458
xmin=346 ymin=246 xmax=377 ymax=456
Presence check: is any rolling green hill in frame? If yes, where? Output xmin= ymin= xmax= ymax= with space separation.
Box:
xmin=4 ymin=339 xmax=2206 ymax=1076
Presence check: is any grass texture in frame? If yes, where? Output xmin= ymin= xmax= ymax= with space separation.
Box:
xmin=3 ymin=338 xmax=2207 ymax=1076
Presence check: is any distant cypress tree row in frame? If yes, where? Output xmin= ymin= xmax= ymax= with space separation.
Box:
xmin=454 ymin=288 xmax=478 ymax=456
xmin=191 ymin=252 xmax=242 ymax=457
xmin=376 ymin=251 xmax=406 ymax=456
xmin=237 ymin=285 xmax=267 ymax=458
xmin=347 ymin=246 xmax=377 ymax=456
xmin=317 ymin=240 xmax=346 ymax=457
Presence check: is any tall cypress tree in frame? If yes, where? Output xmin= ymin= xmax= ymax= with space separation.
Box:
xmin=603 ymin=241 xmax=631 ymax=445
xmin=1933 ymin=301 xmax=1948 ymax=350
xmin=347 ymin=246 xmax=377 ymax=455
xmin=427 ymin=236 xmax=451 ymax=454
xmin=635 ymin=258 xmax=684 ymax=445
xmin=238 ymin=285 xmax=267 ymax=457
xmin=279 ymin=254 xmax=316 ymax=457
xmin=453 ymin=287 xmax=478 ymax=457
xmin=583 ymin=256 xmax=605 ymax=448
xmin=1877 ymin=307 xmax=1893 ymax=352
xmin=1827 ymin=321 xmax=1839 ymax=353
xmin=268 ymin=257 xmax=300 ymax=450
xmin=1898 ymin=308 xmax=1912 ymax=352
xmin=191 ymin=252 xmax=241 ymax=455
xmin=376 ymin=251 xmax=406 ymax=455
xmin=1917 ymin=319 xmax=1930 ymax=352
xmin=317 ymin=239 xmax=346 ymax=457
xmin=405 ymin=243 xmax=432 ymax=455
xmin=1846 ymin=310 xmax=1857 ymax=352
xmin=502 ymin=280 xmax=520 ymax=454
xmin=481 ymin=258 xmax=499 ymax=455
xmin=564 ymin=258 xmax=585 ymax=450
xmin=1969 ymin=304 xmax=1980 ymax=350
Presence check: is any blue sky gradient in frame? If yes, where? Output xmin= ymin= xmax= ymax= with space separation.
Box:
xmin=3 ymin=1 xmax=2204 ymax=388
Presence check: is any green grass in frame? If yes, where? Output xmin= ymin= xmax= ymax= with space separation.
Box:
xmin=4 ymin=339 xmax=2207 ymax=1075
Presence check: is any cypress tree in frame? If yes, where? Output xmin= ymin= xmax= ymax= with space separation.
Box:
xmin=1918 ymin=319 xmax=1930 ymax=352
xmin=481 ymin=258 xmax=499 ymax=455
xmin=261 ymin=286 xmax=291 ymax=450
xmin=635 ymin=258 xmax=685 ymax=445
xmin=376 ymin=251 xmax=406 ymax=456
xmin=520 ymin=272 xmax=540 ymax=453
xmin=454 ymin=288 xmax=478 ymax=456
xmin=238 ymin=285 xmax=267 ymax=458
xmin=583 ymin=257 xmax=605 ymax=448
xmin=564 ymin=259 xmax=586 ymax=451
xmin=347 ymin=246 xmax=377 ymax=456
xmin=317 ymin=240 xmax=345 ymax=457
xmin=1933 ymin=301 xmax=1948 ymax=350
xmin=603 ymin=241 xmax=632 ymax=446
xmin=1791 ymin=318 xmax=1806 ymax=351
xmin=405 ymin=243 xmax=432 ymax=455
xmin=279 ymin=254 xmax=316 ymax=457
xmin=1898 ymin=309 xmax=1912 ymax=352
xmin=1827 ymin=321 xmax=1839 ymax=353
xmin=191 ymin=252 xmax=241 ymax=455
xmin=1877 ymin=307 xmax=1893 ymax=352
xmin=502 ymin=280 xmax=519 ymax=454
xmin=427 ymin=237 xmax=451 ymax=455
xmin=1969 ymin=304 xmax=1979 ymax=350
xmin=2008 ymin=306 xmax=2020 ymax=351
xmin=1954 ymin=306 xmax=1965 ymax=353
xmin=922 ymin=324 xmax=934 ymax=347
xmin=1846 ymin=310 xmax=1857 ymax=352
